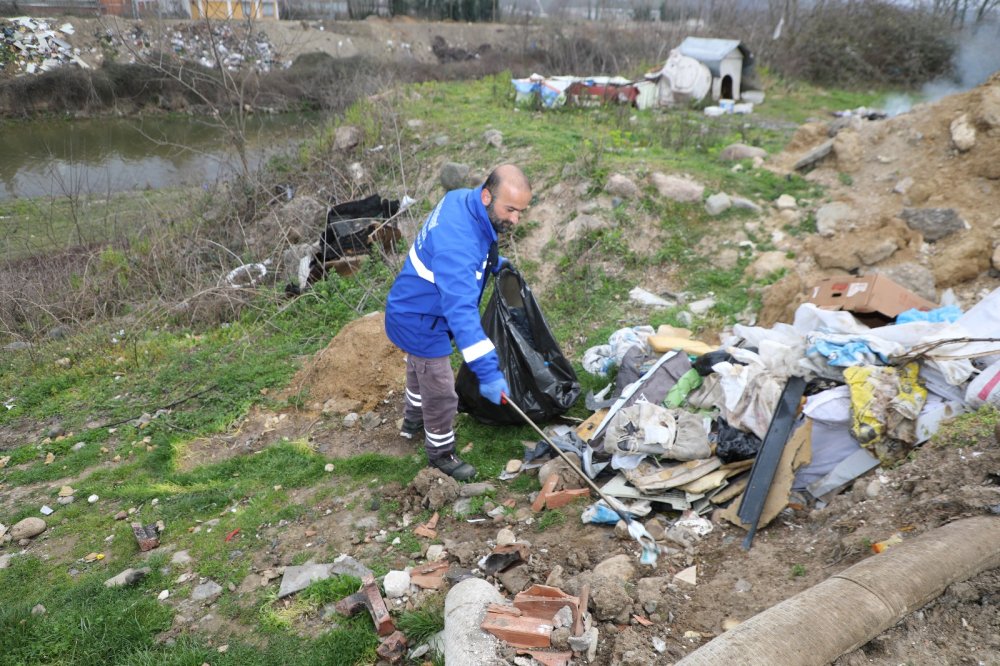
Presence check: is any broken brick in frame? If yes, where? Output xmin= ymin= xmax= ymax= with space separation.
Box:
xmin=413 ymin=525 xmax=437 ymax=539
xmin=130 ymin=523 xmax=160 ymax=551
xmin=517 ymin=649 xmax=573 ymax=666
xmin=532 ymin=474 xmax=561 ymax=512
xmin=335 ymin=573 xmax=395 ymax=636
xmin=632 ymin=614 xmax=653 ymax=626
xmin=513 ymin=584 xmax=580 ymax=629
xmin=376 ymin=630 xmax=407 ymax=663
xmin=486 ymin=603 xmax=522 ymax=616
xmin=481 ymin=611 xmax=553 ymax=648
xmin=543 ymin=488 xmax=590 ymax=509
xmin=410 ymin=560 xmax=449 ymax=589
xmin=574 ymin=583 xmax=590 ymax=636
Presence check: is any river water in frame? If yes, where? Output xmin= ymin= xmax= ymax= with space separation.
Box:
xmin=0 ymin=113 xmax=320 ymax=201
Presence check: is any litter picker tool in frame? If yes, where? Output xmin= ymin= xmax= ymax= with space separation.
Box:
xmin=502 ymin=394 xmax=660 ymax=565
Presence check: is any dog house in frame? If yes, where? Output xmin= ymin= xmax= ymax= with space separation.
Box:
xmin=677 ymin=37 xmax=753 ymax=101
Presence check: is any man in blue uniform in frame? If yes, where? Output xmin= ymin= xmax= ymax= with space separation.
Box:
xmin=384 ymin=164 xmax=532 ymax=480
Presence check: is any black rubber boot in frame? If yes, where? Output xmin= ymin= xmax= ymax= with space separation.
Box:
xmin=399 ymin=417 xmax=423 ymax=440
xmin=429 ymin=453 xmax=477 ymax=481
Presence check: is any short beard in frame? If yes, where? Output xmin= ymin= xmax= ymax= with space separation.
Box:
xmin=486 ymin=200 xmax=513 ymax=234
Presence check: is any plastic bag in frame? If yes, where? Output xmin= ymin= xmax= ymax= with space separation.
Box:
xmin=456 ymin=266 xmax=581 ymax=425
xmin=713 ymin=417 xmax=762 ymax=463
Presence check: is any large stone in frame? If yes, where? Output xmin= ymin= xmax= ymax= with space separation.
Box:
xmin=774 ymin=194 xmax=797 ymax=210
xmin=719 ymin=143 xmax=767 ymax=161
xmin=440 ymin=162 xmax=471 ymax=191
xmin=10 ymin=517 xmax=47 ymax=540
xmin=900 ymin=208 xmax=967 ymax=242
xmin=565 ymin=214 xmax=607 ymax=241
xmin=334 ymin=125 xmax=362 ymax=151
xmin=705 ymin=192 xmax=732 ymax=216
xmin=105 ymin=567 xmax=151 ymax=588
xmin=950 ymin=113 xmax=976 ymax=152
xmin=857 ymin=237 xmax=899 ymax=265
xmin=833 ymin=130 xmax=863 ymax=172
xmin=636 ymin=576 xmax=670 ymax=614
xmin=876 ymin=263 xmax=938 ymax=303
xmin=605 ymin=174 xmax=638 ymax=199
xmin=650 ymin=173 xmax=704 ymax=203
xmin=815 ymin=202 xmax=858 ymax=237
xmin=931 ymin=231 xmax=993 ymax=287
xmin=588 ymin=574 xmax=632 ymax=622
xmin=191 ymin=580 xmax=224 ymax=602
xmin=593 ymin=553 xmax=636 ymax=581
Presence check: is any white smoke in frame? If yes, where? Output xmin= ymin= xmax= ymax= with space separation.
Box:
xmin=885 ymin=22 xmax=1000 ymax=116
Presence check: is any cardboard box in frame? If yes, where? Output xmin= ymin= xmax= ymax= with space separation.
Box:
xmin=807 ymin=274 xmax=937 ymax=325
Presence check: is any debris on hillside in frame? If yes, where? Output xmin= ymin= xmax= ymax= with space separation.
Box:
xmin=0 ymin=17 xmax=90 ymax=77
xmin=96 ymin=21 xmax=286 ymax=72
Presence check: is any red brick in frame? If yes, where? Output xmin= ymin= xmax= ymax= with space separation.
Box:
xmin=481 ymin=611 xmax=553 ymax=648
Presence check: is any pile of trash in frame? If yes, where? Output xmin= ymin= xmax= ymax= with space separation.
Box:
xmin=519 ymin=274 xmax=1000 ymax=554
xmin=97 ymin=21 xmax=287 ymax=72
xmin=0 ymin=17 xmax=90 ymax=77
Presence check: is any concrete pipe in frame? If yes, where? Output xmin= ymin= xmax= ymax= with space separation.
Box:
xmin=677 ymin=516 xmax=1000 ymax=665
xmin=443 ymin=577 xmax=508 ymax=666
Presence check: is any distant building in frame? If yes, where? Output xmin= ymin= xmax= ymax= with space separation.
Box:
xmin=189 ymin=0 xmax=279 ymax=19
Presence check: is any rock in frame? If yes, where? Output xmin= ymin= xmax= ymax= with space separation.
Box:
xmin=793 ymin=138 xmax=834 ymax=171
xmin=590 ymin=575 xmax=633 ymax=623
xmin=650 ymin=173 xmax=704 ymax=203
xmin=459 ymin=482 xmax=494 ymax=498
xmin=505 ymin=459 xmax=522 ymax=474
xmin=857 ymin=237 xmax=899 ymax=265
xmin=496 ymin=563 xmax=530 ymax=594
xmin=875 ymin=263 xmax=937 ymax=303
xmin=496 ymin=528 xmax=516 ymax=546
xmin=191 ymin=580 xmax=224 ymax=602
xmin=606 ymin=174 xmax=638 ymax=199
xmin=900 ymin=208 xmax=967 ymax=242
xmin=719 ymin=143 xmax=767 ymax=161
xmin=411 ymin=467 xmax=461 ymax=510
xmin=705 ymin=192 xmax=732 ymax=216
xmin=568 ymin=626 xmax=599 ymax=661
xmin=171 ymin=550 xmax=193 ymax=566
xmin=551 ymin=626 xmax=571 ymax=650
xmin=931 ymin=231 xmax=993 ymax=287
xmin=360 ymin=411 xmax=381 ymax=430
xmin=833 ymin=130 xmax=863 ymax=172
xmin=333 ymin=125 xmax=361 ymax=151
xmin=105 ymin=567 xmax=151 ymax=588
xmin=730 ymin=196 xmax=763 ymax=214
xmin=440 ymin=162 xmax=471 ymax=191
xmin=950 ymin=113 xmax=976 ymax=152
xmin=674 ymin=565 xmax=697 ymax=586
xmin=384 ymin=570 xmax=411 ymax=598
xmin=565 ymin=213 xmax=607 ymax=241
xmin=452 ymin=497 xmax=475 ymax=517
xmin=87 ymin=494 xmax=99 ymax=503
xmin=734 ymin=578 xmax=753 ymax=593
xmin=0 ymin=553 xmax=16 ymax=569
xmin=57 ymin=496 xmax=75 ymax=505
xmin=815 ymin=202 xmax=858 ymax=237
xmin=775 ymin=194 xmax=797 ymax=210
xmin=483 ymin=129 xmax=503 ymax=147
xmin=31 ymin=604 xmax=46 ymax=615
xmin=689 ymin=297 xmax=716 ymax=316
xmin=426 ymin=544 xmax=447 ymax=561
xmin=593 ymin=554 xmax=636 ymax=582
xmin=893 ymin=176 xmax=914 ymax=195
xmin=749 ymin=251 xmax=794 ymax=279
xmin=992 ymin=245 xmax=1000 ymax=272
xmin=637 ymin=576 xmax=669 ymax=613
xmin=450 ymin=542 xmax=478 ymax=567
xmin=10 ymin=517 xmax=47 ymax=540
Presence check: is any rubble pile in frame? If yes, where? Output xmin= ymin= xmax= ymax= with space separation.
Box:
xmin=97 ymin=21 xmax=287 ymax=72
xmin=0 ymin=17 xmax=90 ymax=77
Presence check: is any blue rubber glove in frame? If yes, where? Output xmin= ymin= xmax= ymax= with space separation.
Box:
xmin=479 ymin=377 xmax=510 ymax=405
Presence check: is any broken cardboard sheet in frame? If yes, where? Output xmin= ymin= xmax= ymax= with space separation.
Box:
xmin=600 ymin=473 xmax=699 ymax=511
xmin=623 ymin=456 xmax=722 ymax=492
xmin=720 ymin=419 xmax=812 ymax=531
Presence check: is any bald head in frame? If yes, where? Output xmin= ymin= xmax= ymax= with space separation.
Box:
xmin=481 ymin=164 xmax=531 ymax=234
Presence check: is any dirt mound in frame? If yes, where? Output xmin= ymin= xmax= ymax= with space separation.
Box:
xmin=284 ymin=310 xmax=405 ymax=413
xmin=768 ymin=72 xmax=1000 ymax=318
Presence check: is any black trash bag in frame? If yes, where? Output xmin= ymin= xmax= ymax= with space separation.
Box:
xmin=456 ymin=266 xmax=581 ymax=425
xmin=712 ymin=417 xmax=763 ymax=463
